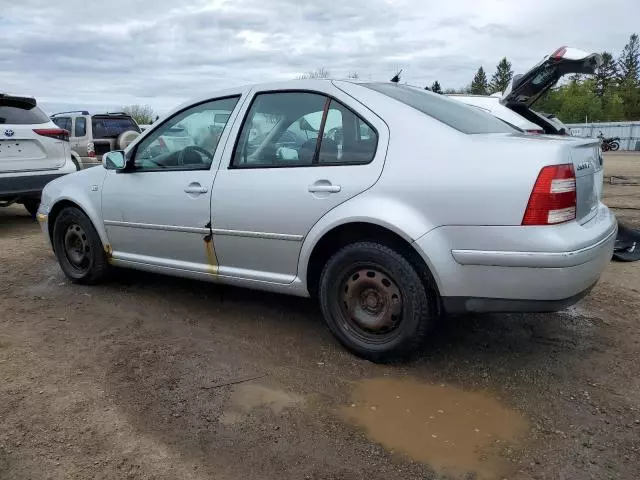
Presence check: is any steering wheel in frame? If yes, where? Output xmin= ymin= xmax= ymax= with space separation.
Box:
xmin=177 ymin=145 xmax=214 ymax=166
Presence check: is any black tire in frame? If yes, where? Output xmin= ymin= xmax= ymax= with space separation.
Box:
xmin=52 ymin=207 xmax=110 ymax=284
xmin=319 ymin=242 xmax=435 ymax=362
xmin=23 ymin=199 xmax=40 ymax=218
xmin=610 ymin=142 xmax=620 ymax=151
xmin=612 ymin=222 xmax=640 ymax=262
xmin=71 ymin=156 xmax=81 ymax=171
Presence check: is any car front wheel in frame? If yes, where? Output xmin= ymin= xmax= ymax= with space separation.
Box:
xmin=52 ymin=207 xmax=110 ymax=284
xmin=319 ymin=242 xmax=435 ymax=362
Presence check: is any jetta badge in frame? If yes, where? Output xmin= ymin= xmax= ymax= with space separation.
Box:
xmin=576 ymin=162 xmax=590 ymax=171
xmin=4 ymin=129 xmax=14 ymax=137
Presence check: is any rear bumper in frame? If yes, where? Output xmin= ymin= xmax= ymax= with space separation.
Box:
xmin=0 ymin=172 xmax=69 ymax=199
xmin=450 ymin=226 xmax=616 ymax=268
xmin=413 ymin=204 xmax=617 ymax=314
xmin=442 ymin=285 xmax=595 ymax=314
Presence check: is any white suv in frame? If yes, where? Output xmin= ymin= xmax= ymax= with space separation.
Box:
xmin=0 ymin=94 xmax=76 ymax=216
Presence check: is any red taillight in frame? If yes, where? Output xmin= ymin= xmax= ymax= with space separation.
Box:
xmin=551 ymin=46 xmax=567 ymax=59
xmin=522 ymin=164 xmax=576 ymax=226
xmin=87 ymin=141 xmax=95 ymax=158
xmin=33 ymin=128 xmax=69 ymax=142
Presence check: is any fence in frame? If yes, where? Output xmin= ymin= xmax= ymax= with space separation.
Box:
xmin=565 ymin=121 xmax=640 ymax=151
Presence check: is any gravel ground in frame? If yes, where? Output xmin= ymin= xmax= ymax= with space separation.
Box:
xmin=0 ymin=154 xmax=639 ymax=479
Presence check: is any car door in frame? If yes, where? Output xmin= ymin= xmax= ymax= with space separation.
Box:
xmin=72 ymin=116 xmax=88 ymax=156
xmin=100 ymin=94 xmax=243 ymax=273
xmin=210 ymin=84 xmax=388 ymax=284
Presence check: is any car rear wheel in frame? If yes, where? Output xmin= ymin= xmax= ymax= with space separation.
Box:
xmin=52 ymin=207 xmax=110 ymax=284
xmin=319 ymin=242 xmax=435 ymax=362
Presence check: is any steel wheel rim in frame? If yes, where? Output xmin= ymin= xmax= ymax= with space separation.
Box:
xmin=338 ymin=265 xmax=404 ymax=343
xmin=63 ymin=223 xmax=91 ymax=272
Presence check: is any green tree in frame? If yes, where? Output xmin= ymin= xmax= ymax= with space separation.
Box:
xmin=593 ymin=52 xmax=618 ymax=98
xmin=430 ymin=81 xmax=443 ymax=94
xmin=618 ymin=33 xmax=640 ymax=84
xmin=617 ymin=34 xmax=640 ymax=119
xmin=489 ymin=57 xmax=513 ymax=94
xmin=122 ymin=104 xmax=156 ymax=125
xmin=601 ymin=90 xmax=625 ymax=121
xmin=470 ymin=67 xmax=489 ymax=95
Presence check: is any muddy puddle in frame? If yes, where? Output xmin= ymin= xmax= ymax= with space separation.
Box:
xmin=342 ymin=378 xmax=527 ymax=479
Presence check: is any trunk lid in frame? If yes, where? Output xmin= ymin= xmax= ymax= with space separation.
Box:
xmin=1 ymin=95 xmax=66 ymax=173
xmin=0 ymin=124 xmax=66 ymax=172
xmin=566 ymin=137 xmax=603 ymax=224
xmin=501 ymin=47 xmax=602 ymax=107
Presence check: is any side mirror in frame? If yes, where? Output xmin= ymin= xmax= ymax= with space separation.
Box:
xmin=102 ymin=150 xmax=126 ymax=170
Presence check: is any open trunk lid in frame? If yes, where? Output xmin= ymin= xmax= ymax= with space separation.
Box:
xmin=501 ymin=47 xmax=602 ymax=107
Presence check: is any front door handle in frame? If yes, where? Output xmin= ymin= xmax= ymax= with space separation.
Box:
xmin=308 ymin=184 xmax=341 ymax=193
xmin=184 ymin=183 xmax=208 ymax=194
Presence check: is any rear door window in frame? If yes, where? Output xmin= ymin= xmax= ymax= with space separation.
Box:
xmin=365 ymin=83 xmax=516 ymax=134
xmin=91 ymin=116 xmax=140 ymax=139
xmin=0 ymin=103 xmax=50 ymax=125
xmin=74 ymin=117 xmax=86 ymax=137
xmin=232 ymin=92 xmax=378 ymax=168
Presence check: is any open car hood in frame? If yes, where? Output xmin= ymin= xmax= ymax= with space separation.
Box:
xmin=501 ymin=47 xmax=602 ymax=107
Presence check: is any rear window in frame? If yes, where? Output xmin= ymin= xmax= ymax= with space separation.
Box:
xmin=0 ymin=103 xmax=50 ymax=125
xmin=364 ymin=83 xmax=516 ymax=134
xmin=91 ymin=116 xmax=140 ymax=139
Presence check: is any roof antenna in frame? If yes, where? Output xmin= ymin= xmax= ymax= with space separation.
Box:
xmin=390 ymin=69 xmax=403 ymax=83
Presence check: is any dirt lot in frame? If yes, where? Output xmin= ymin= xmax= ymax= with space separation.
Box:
xmin=1 ymin=153 xmax=639 ymax=480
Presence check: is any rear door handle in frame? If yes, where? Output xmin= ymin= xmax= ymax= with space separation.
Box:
xmin=308 ymin=184 xmax=341 ymax=193
xmin=184 ymin=183 xmax=208 ymax=194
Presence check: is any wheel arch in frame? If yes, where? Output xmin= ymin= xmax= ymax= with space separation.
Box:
xmin=47 ymin=196 xmax=110 ymax=253
xmin=70 ymin=151 xmax=82 ymax=170
xmin=304 ymin=221 xmax=441 ymax=312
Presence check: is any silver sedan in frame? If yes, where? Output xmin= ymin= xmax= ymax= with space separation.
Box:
xmin=37 ymin=79 xmax=616 ymax=361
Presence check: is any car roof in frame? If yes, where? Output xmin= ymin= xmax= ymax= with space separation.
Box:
xmin=164 ymin=79 xmax=366 ymax=121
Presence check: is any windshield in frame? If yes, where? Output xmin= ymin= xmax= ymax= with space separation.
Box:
xmin=365 ymin=83 xmax=517 ymax=134
xmin=91 ymin=116 xmax=140 ymax=138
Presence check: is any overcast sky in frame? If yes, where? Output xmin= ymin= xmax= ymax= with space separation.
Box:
xmin=1 ymin=0 xmax=638 ymax=115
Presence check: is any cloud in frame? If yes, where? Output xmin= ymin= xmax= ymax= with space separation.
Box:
xmin=1 ymin=0 xmax=638 ymax=114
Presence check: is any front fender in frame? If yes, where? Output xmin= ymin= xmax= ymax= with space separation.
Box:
xmin=296 ymin=194 xmax=437 ymax=291
xmin=44 ymin=168 xmax=109 ymax=247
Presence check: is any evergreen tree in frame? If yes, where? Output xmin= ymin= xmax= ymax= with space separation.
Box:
xmin=470 ymin=67 xmax=489 ymax=95
xmin=618 ymin=34 xmax=640 ymax=119
xmin=430 ymin=81 xmax=443 ymax=94
xmin=594 ymin=52 xmax=618 ymax=97
xmin=618 ymin=33 xmax=640 ymax=84
xmin=489 ymin=57 xmax=513 ymax=94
